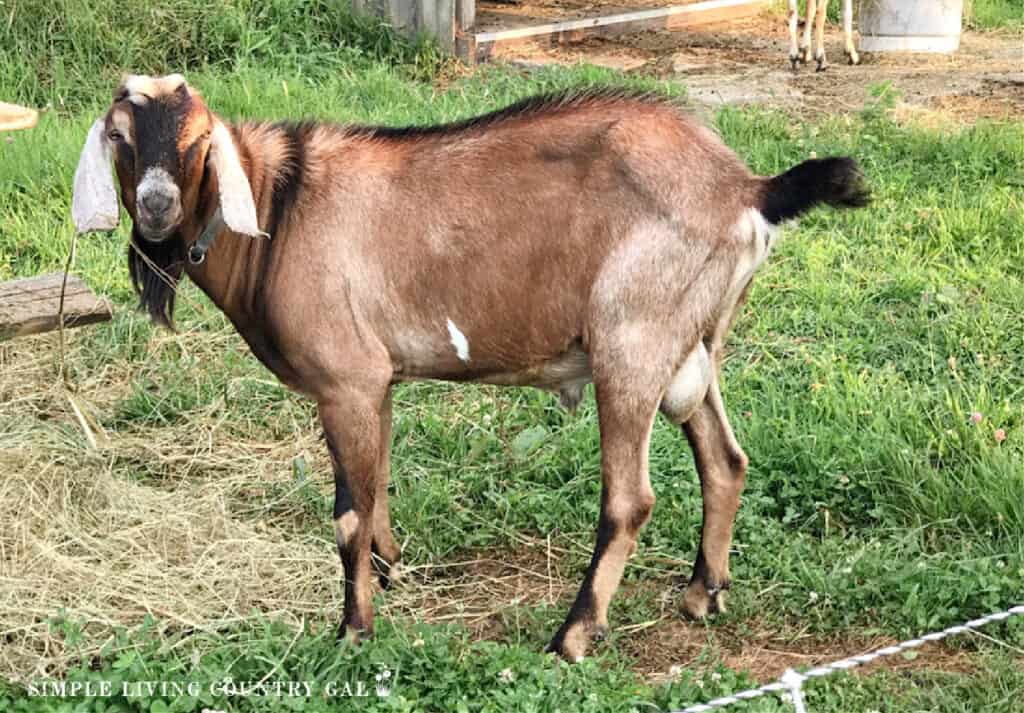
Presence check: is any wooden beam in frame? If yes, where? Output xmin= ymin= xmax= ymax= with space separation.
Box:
xmin=461 ymin=0 xmax=767 ymax=62
xmin=0 ymin=273 xmax=113 ymax=341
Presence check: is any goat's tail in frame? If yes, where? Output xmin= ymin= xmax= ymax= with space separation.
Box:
xmin=758 ymin=156 xmax=870 ymax=224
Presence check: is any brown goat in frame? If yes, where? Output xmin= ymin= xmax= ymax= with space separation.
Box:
xmin=72 ymin=74 xmax=868 ymax=661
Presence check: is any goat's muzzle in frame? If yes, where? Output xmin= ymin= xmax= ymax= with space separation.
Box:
xmin=135 ymin=167 xmax=183 ymax=242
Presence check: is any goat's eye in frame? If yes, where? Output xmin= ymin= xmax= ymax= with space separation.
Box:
xmin=107 ymin=130 xmax=123 ymax=142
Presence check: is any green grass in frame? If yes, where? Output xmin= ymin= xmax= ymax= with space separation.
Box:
xmin=3 ymin=2 xmax=1024 ymax=711
xmin=965 ymin=0 xmax=1024 ymax=30
xmin=775 ymin=0 xmax=1023 ymax=29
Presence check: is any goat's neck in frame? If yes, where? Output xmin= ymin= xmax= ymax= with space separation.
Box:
xmin=184 ymin=124 xmax=279 ymax=327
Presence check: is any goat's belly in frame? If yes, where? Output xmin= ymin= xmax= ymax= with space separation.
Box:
xmin=477 ymin=344 xmax=592 ymax=409
xmin=392 ymin=339 xmax=592 ymax=407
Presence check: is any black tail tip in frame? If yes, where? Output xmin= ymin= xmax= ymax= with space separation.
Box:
xmin=761 ymin=156 xmax=870 ymax=225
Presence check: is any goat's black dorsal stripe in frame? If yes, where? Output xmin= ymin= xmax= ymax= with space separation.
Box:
xmin=267 ymin=122 xmax=308 ymax=238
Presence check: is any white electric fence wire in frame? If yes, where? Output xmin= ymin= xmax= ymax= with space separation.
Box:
xmin=676 ymin=604 xmax=1024 ymax=713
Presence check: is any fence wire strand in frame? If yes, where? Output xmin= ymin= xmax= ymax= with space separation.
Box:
xmin=676 ymin=604 xmax=1024 ymax=713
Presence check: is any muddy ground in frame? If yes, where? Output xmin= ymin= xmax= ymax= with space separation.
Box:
xmin=479 ymin=8 xmax=1023 ymax=123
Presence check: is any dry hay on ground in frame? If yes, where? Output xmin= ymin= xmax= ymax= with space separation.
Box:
xmin=0 ymin=328 xmax=344 ymax=681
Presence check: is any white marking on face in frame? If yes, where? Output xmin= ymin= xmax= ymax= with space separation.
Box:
xmin=123 ymin=73 xmax=186 ymax=105
xmin=446 ymin=318 xmax=471 ymax=363
xmin=136 ymin=167 xmax=180 ymax=209
xmin=109 ymin=109 xmax=133 ymax=145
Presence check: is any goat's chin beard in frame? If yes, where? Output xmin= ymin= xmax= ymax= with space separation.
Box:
xmin=136 ymin=222 xmax=178 ymax=243
xmin=128 ymin=226 xmax=184 ymax=329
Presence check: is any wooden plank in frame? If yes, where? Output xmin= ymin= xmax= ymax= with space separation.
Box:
xmin=0 ymin=273 xmax=113 ymax=341
xmin=464 ymin=0 xmax=766 ymax=62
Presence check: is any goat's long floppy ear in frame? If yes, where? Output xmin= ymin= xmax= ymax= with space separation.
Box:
xmin=209 ymin=121 xmax=267 ymax=237
xmin=72 ymin=118 xmax=119 ymax=233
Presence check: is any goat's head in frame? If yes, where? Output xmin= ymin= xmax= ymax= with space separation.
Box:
xmin=71 ymin=74 xmax=264 ymax=326
xmin=71 ymin=73 xmax=263 ymax=241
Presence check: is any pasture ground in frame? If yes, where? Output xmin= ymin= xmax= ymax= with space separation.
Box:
xmin=496 ymin=13 xmax=1023 ymax=124
xmin=1 ymin=1 xmax=1022 ymax=711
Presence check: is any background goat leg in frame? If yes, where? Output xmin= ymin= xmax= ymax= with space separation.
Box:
xmin=801 ymin=0 xmax=817 ymax=64
xmin=844 ymin=0 xmax=860 ymax=65
xmin=322 ymin=393 xmax=385 ymax=641
xmin=787 ymin=1 xmax=802 ymax=69
xmin=813 ymin=0 xmax=829 ymax=71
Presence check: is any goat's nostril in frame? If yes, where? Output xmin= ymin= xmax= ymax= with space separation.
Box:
xmin=141 ymin=192 xmax=173 ymax=215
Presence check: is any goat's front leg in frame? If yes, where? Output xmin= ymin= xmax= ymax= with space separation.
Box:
xmin=548 ymin=380 xmax=659 ymax=661
xmin=787 ymin=0 xmax=801 ymax=69
xmin=371 ymin=390 xmax=402 ymax=588
xmin=680 ymin=377 xmax=747 ymax=619
xmin=321 ymin=391 xmax=386 ymax=641
xmin=844 ymin=0 xmax=860 ymax=65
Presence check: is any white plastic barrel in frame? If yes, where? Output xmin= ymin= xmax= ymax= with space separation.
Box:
xmin=859 ymin=0 xmax=964 ymax=54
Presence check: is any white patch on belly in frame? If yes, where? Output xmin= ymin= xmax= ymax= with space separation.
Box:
xmin=446 ymin=318 xmax=470 ymax=363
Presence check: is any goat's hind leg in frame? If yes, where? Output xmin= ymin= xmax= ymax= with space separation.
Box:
xmin=548 ymin=313 xmax=684 ymax=661
xmin=664 ymin=373 xmax=748 ymax=619
xmin=548 ymin=374 xmax=660 ymax=661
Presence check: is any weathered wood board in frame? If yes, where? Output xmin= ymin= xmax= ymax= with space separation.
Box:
xmin=0 ymin=273 xmax=113 ymax=341
xmin=353 ymin=0 xmax=457 ymax=51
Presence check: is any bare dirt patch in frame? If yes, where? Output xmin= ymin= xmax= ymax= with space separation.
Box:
xmin=490 ymin=9 xmax=1024 ymax=124
xmin=385 ymin=542 xmax=984 ymax=683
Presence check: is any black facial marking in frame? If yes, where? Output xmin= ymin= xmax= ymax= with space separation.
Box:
xmin=131 ymin=93 xmax=192 ymax=176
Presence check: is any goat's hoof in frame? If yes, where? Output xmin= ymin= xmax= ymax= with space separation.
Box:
xmin=847 ymin=51 xmax=860 ymax=66
xmin=547 ymin=620 xmax=597 ymax=662
xmin=336 ymin=620 xmax=372 ymax=644
xmin=815 ymin=61 xmax=828 ymax=73
xmin=681 ymin=578 xmax=730 ymax=620
xmin=789 ymin=56 xmax=800 ymax=72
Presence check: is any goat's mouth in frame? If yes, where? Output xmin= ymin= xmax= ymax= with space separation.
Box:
xmin=135 ymin=208 xmax=183 ymax=242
